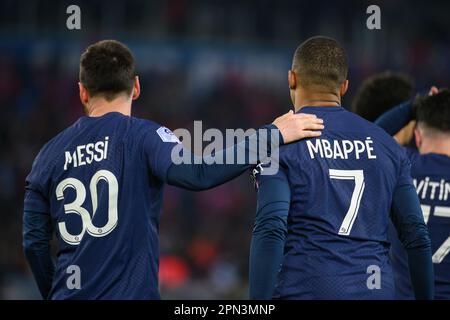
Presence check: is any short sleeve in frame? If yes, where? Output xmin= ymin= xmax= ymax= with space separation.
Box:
xmin=396 ymin=148 xmax=414 ymax=189
xmin=143 ymin=125 xmax=181 ymax=182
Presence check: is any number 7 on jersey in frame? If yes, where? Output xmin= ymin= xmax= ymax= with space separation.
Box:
xmin=329 ymin=169 xmax=365 ymax=236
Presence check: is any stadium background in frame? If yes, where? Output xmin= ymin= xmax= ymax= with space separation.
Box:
xmin=0 ymin=0 xmax=449 ymax=299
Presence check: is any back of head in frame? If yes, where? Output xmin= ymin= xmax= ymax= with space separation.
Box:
xmin=415 ymin=89 xmax=450 ymax=135
xmin=292 ymin=36 xmax=348 ymax=91
xmin=352 ymin=71 xmax=414 ymax=122
xmin=79 ymin=40 xmax=135 ymax=101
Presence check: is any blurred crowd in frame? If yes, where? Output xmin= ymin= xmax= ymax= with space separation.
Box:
xmin=0 ymin=0 xmax=449 ymax=299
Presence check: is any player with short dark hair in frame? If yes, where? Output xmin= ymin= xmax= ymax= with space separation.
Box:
xmin=415 ymin=90 xmax=450 ymax=132
xmin=249 ymin=36 xmax=434 ymax=300
xmin=291 ymin=36 xmax=348 ymax=91
xmin=79 ymin=40 xmax=136 ymax=102
xmin=22 ymin=40 xmax=324 ymax=299
xmin=352 ymin=71 xmax=414 ymax=122
xmin=352 ymin=71 xmax=416 ymax=145
xmin=376 ymin=89 xmax=450 ymax=299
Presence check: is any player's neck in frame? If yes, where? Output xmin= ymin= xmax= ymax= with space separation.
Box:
xmin=420 ymin=138 xmax=450 ymax=157
xmin=293 ymin=90 xmax=341 ymax=112
xmin=86 ymin=95 xmax=132 ymax=117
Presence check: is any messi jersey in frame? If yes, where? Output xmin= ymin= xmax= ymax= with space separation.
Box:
xmin=390 ymin=148 xmax=450 ymax=300
xmin=24 ymin=112 xmax=179 ymax=299
xmin=272 ymin=106 xmax=412 ymax=299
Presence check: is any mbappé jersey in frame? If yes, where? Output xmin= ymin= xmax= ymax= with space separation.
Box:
xmin=24 ymin=112 xmax=179 ymax=299
xmin=390 ymin=148 xmax=450 ymax=299
xmin=266 ymin=106 xmax=413 ymax=299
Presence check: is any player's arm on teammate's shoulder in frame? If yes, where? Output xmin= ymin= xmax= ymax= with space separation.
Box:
xmin=249 ymin=165 xmax=290 ymax=299
xmin=23 ymin=158 xmax=55 ymax=299
xmin=390 ymin=152 xmax=434 ymax=300
xmin=164 ymin=111 xmax=323 ymax=191
xmin=375 ymin=86 xmax=439 ymax=145
xmin=271 ymin=110 xmax=324 ymax=144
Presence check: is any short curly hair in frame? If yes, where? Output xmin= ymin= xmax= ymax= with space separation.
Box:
xmin=352 ymin=71 xmax=414 ymax=122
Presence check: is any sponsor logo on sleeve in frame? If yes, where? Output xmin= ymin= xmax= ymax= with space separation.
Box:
xmin=157 ymin=126 xmax=181 ymax=144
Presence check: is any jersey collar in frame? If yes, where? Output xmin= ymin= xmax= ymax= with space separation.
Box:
xmin=296 ymin=106 xmax=344 ymax=113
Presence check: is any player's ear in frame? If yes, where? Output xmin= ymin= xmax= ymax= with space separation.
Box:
xmin=132 ymin=76 xmax=140 ymax=101
xmin=340 ymin=80 xmax=349 ymax=97
xmin=288 ymin=70 xmax=297 ymax=106
xmin=288 ymin=70 xmax=297 ymax=90
xmin=414 ymin=127 xmax=423 ymax=150
xmin=79 ymin=82 xmax=89 ymax=105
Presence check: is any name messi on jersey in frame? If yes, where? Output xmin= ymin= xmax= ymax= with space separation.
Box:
xmin=306 ymin=137 xmax=377 ymax=160
xmin=64 ymin=137 xmax=109 ymax=171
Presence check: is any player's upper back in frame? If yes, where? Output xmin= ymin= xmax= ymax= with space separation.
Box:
xmin=409 ymin=149 xmax=450 ymax=296
xmin=26 ymin=112 xmax=177 ymax=299
xmin=280 ymin=106 xmax=411 ymax=245
xmin=29 ymin=111 xmax=175 ymax=237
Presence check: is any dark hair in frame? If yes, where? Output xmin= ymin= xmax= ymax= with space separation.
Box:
xmin=352 ymin=71 xmax=414 ymax=122
xmin=79 ymin=40 xmax=135 ymax=101
xmin=292 ymin=36 xmax=348 ymax=90
xmin=415 ymin=89 xmax=450 ymax=132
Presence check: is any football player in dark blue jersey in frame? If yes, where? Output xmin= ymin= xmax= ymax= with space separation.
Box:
xmin=351 ymin=71 xmax=416 ymax=145
xmin=249 ymin=36 xmax=434 ymax=300
xmin=22 ymin=40 xmax=325 ymax=300
xmin=376 ymin=89 xmax=450 ymax=299
xmin=351 ymin=71 xmax=414 ymax=123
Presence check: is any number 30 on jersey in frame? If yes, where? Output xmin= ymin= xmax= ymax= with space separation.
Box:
xmin=55 ymin=170 xmax=119 ymax=245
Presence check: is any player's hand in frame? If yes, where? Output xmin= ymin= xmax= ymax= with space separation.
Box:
xmin=428 ymin=86 xmax=439 ymax=96
xmin=272 ymin=110 xmax=324 ymax=144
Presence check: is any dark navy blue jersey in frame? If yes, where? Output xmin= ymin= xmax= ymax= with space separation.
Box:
xmin=24 ymin=112 xmax=180 ymax=299
xmin=390 ymin=148 xmax=450 ymax=300
xmin=264 ymin=106 xmax=413 ymax=299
